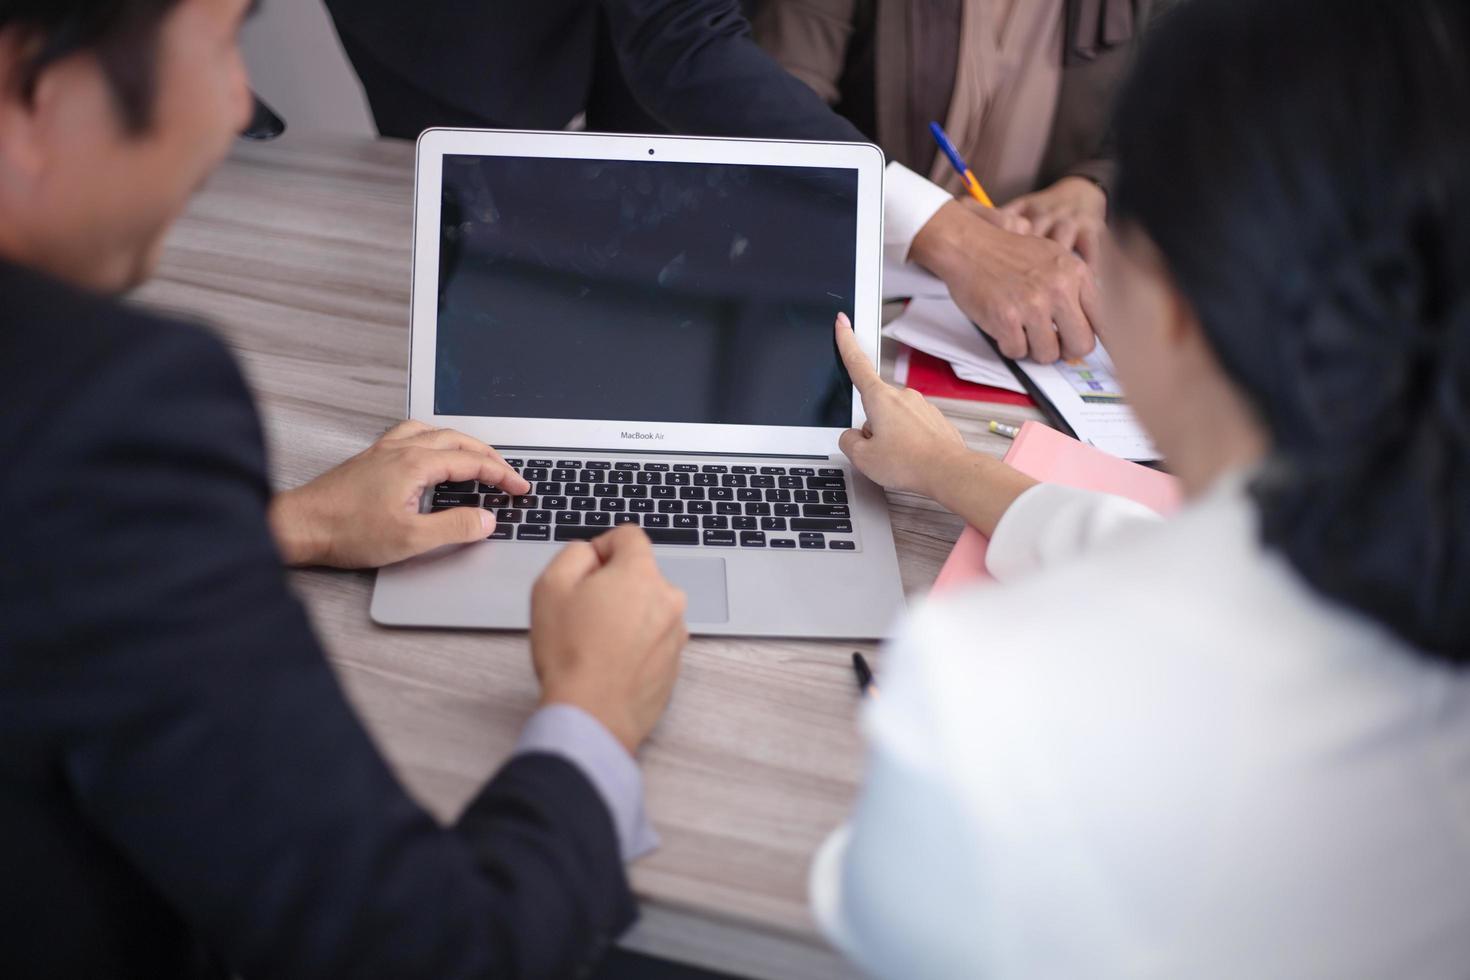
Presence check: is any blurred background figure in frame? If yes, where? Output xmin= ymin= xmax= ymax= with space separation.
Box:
xmin=752 ymin=0 xmax=1167 ymax=264
xmin=318 ymin=0 xmax=1105 ymax=362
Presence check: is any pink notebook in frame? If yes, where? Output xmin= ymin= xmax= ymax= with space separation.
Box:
xmin=932 ymin=422 xmax=1184 ymax=592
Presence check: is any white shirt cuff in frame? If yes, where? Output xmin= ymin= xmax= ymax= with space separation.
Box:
xmin=883 ymin=161 xmax=954 ymax=265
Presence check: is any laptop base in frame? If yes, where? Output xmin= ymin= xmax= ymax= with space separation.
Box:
xmin=372 ymin=469 xmax=905 ymax=640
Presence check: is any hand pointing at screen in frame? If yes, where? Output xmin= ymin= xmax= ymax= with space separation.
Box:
xmin=834 ymin=313 xmax=1037 ymax=537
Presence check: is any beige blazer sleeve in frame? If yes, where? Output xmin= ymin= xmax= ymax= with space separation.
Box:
xmin=751 ymin=0 xmax=859 ymax=105
xmin=1044 ymin=0 xmax=1173 ymax=194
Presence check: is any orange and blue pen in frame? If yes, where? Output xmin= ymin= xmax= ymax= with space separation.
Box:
xmin=930 ymin=121 xmax=996 ymax=209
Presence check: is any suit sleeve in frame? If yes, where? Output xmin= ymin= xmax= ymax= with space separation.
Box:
xmin=20 ymin=321 xmax=635 ymax=980
xmin=600 ymin=0 xmax=870 ymax=143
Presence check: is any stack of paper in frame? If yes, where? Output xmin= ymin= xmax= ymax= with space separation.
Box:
xmin=882 ymin=296 xmax=1026 ymax=394
xmin=881 ymin=259 xmax=1161 ymax=462
xmin=1012 ymin=347 xmax=1161 ymax=462
xmin=881 ymin=260 xmax=951 ymax=301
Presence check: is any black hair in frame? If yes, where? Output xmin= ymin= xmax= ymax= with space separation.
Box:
xmin=1112 ymin=0 xmax=1470 ymax=660
xmin=0 ymin=0 xmax=185 ymax=133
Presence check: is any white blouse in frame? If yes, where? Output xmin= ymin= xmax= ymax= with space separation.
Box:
xmin=813 ymin=477 xmax=1470 ymax=979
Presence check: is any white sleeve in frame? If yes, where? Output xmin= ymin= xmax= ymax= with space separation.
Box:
xmin=818 ymin=615 xmax=992 ymax=980
xmin=884 ymin=161 xmax=954 ymax=265
xmin=985 ymin=483 xmax=1163 ymax=582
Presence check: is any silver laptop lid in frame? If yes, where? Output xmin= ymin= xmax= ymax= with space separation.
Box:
xmin=408 ymin=130 xmax=885 ymax=456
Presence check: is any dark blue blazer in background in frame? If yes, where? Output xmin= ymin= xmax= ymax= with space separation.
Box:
xmin=0 ymin=260 xmax=634 ymax=980
xmin=325 ymin=0 xmax=868 ymax=143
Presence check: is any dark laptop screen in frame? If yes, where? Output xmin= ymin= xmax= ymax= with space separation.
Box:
xmin=433 ymin=154 xmax=859 ymax=428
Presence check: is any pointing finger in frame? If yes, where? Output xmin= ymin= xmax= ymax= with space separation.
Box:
xmin=834 ymin=312 xmax=885 ymax=397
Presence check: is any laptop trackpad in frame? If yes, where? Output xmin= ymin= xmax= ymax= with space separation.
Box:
xmin=656 ymin=557 xmax=729 ymax=624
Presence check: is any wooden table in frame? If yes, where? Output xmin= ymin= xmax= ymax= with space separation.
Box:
xmin=133 ymin=133 xmax=1042 ymax=980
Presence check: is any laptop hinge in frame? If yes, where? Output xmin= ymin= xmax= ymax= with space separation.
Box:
xmin=495 ymin=445 xmax=831 ymax=461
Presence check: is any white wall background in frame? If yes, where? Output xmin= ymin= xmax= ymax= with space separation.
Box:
xmin=241 ymin=0 xmax=376 ymax=137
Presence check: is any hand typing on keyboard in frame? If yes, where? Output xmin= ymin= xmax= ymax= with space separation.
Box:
xmin=434 ymin=454 xmax=859 ymax=551
xmin=268 ymin=420 xmax=531 ymax=568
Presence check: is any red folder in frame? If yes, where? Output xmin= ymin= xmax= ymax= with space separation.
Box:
xmin=901 ymin=347 xmax=1035 ymax=408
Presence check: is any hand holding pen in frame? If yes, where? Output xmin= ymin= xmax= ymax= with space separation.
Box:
xmin=911 ymin=123 xmax=1102 ymax=364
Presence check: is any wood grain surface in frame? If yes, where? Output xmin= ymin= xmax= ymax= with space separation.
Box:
xmin=131 ymin=132 xmax=1043 ymax=980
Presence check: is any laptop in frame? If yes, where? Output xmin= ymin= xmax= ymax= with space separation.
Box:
xmin=371 ymin=128 xmax=905 ymax=638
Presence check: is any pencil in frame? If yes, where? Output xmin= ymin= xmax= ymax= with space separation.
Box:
xmin=929 ymin=121 xmax=996 ymax=209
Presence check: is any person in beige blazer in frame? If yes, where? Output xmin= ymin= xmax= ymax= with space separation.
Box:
xmin=754 ymin=0 xmax=1166 ymax=265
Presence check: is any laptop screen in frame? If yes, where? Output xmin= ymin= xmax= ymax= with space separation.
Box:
xmin=433 ymin=154 xmax=859 ymax=429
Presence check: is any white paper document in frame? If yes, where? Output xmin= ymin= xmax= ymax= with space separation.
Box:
xmin=882 ymin=296 xmax=1026 ymax=393
xmin=1015 ymin=347 xmax=1161 ymax=462
xmin=878 ymin=273 xmax=1161 ymax=461
xmin=881 ymin=260 xmax=950 ymax=300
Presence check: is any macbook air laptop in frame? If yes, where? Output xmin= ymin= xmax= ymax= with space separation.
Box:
xmin=371 ymin=128 xmax=904 ymax=638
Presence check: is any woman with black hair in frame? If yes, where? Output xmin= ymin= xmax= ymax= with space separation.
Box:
xmin=812 ymin=0 xmax=1470 ymax=975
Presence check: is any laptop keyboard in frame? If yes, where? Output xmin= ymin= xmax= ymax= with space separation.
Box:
xmin=430 ymin=457 xmax=858 ymax=552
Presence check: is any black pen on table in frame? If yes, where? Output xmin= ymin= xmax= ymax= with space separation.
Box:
xmin=851 ymin=652 xmax=879 ymax=698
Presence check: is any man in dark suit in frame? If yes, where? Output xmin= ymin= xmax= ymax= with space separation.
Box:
xmin=0 ymin=1 xmax=688 ymax=977
xmin=325 ymin=0 xmax=1106 ymax=364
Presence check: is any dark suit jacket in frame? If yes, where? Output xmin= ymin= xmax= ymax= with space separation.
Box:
xmin=325 ymin=0 xmax=868 ymax=142
xmin=0 ymin=259 xmax=635 ymax=979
